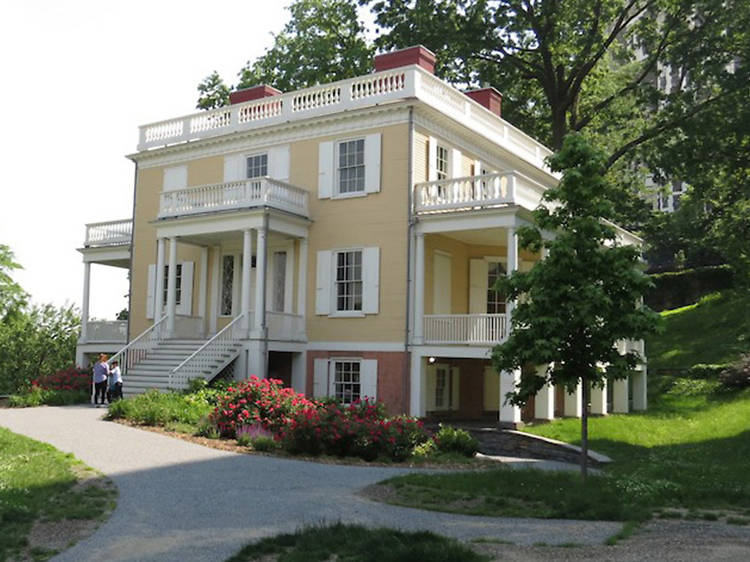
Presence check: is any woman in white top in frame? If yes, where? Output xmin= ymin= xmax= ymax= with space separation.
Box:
xmin=109 ymin=360 xmax=123 ymax=401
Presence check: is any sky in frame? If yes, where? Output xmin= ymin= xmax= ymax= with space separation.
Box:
xmin=0 ymin=0 xmax=291 ymax=320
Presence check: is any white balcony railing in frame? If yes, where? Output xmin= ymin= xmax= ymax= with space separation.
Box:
xmin=84 ymin=219 xmax=132 ymax=247
xmin=424 ymin=314 xmax=507 ymax=345
xmin=159 ymin=178 xmax=309 ymax=219
xmin=84 ymin=320 xmax=128 ymax=343
xmin=267 ymin=311 xmax=306 ymax=341
xmin=414 ymin=171 xmax=548 ymax=214
xmin=137 ymin=67 xmax=553 ymax=172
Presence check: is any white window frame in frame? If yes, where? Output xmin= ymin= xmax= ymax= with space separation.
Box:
xmin=436 ymin=145 xmax=449 ymax=180
xmin=331 ymin=359 xmax=363 ymax=405
xmin=333 ymin=248 xmax=364 ymax=316
xmin=313 ymin=357 xmax=378 ymax=401
xmin=246 ymin=153 xmax=268 ymax=179
xmin=335 ymin=138 xmax=366 ymax=197
xmin=219 ymin=253 xmax=242 ymax=317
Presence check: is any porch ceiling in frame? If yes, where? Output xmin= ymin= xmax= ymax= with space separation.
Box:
xmin=434 ymin=228 xmax=509 ymax=247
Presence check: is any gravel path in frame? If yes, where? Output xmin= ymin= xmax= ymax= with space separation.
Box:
xmin=0 ymin=405 xmax=622 ymax=561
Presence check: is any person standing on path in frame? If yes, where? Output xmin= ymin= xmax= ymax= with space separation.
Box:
xmin=109 ymin=360 xmax=123 ymax=401
xmin=93 ymin=354 xmax=109 ymax=407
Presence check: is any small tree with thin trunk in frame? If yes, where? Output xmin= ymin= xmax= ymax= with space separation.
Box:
xmin=491 ymin=133 xmax=659 ymax=478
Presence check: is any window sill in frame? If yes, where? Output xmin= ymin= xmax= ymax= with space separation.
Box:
xmin=331 ymin=191 xmax=368 ymax=200
xmin=328 ymin=311 xmax=366 ymax=318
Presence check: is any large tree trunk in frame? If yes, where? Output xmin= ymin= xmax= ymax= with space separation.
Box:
xmin=581 ymin=374 xmax=589 ymax=480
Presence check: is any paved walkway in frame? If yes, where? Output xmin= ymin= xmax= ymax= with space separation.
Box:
xmin=0 ymin=405 xmax=622 ymax=561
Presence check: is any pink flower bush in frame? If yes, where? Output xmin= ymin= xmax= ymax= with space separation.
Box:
xmin=32 ymin=366 xmax=91 ymax=393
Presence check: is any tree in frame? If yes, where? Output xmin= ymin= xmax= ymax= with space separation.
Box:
xmin=196 ymin=71 xmax=231 ymax=110
xmin=0 ymin=244 xmax=27 ymax=320
xmin=197 ymin=0 xmax=373 ymax=109
xmin=491 ymin=134 xmax=659 ymax=478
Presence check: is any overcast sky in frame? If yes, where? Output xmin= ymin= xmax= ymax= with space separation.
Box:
xmin=0 ymin=0 xmax=293 ymax=320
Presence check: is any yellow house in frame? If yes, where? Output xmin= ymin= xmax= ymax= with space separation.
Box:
xmin=76 ymin=46 xmax=647 ymax=426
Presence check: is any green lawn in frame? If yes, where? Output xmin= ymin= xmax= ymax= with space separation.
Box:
xmin=646 ymin=291 xmax=750 ymax=371
xmin=0 ymin=427 xmax=117 ymax=561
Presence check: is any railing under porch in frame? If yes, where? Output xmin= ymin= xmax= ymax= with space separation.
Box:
xmin=423 ymin=314 xmax=508 ymax=345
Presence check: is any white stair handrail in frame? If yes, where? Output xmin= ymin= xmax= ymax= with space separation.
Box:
xmin=108 ymin=316 xmax=168 ymax=376
xmin=169 ymin=313 xmax=245 ymax=388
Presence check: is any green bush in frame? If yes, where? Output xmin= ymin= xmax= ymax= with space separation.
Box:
xmin=719 ymin=355 xmax=750 ymax=390
xmin=250 ymin=436 xmax=278 ymax=452
xmin=8 ymin=386 xmax=89 ymax=408
xmin=433 ymin=425 xmax=479 ymax=457
xmin=687 ymin=364 xmax=730 ymax=379
xmin=105 ymin=389 xmax=213 ymax=426
xmin=646 ymin=265 xmax=734 ymax=311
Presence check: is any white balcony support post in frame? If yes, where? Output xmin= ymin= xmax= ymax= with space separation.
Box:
xmin=254 ymin=226 xmax=267 ymax=336
xmin=166 ymin=237 xmax=177 ymax=337
xmin=155 ymin=238 xmax=165 ymax=321
xmin=80 ymin=262 xmax=91 ymax=343
xmin=198 ymin=247 xmax=208 ymax=337
xmin=409 ymin=352 xmax=425 ymax=417
xmin=612 ymin=377 xmax=629 ymax=413
xmin=564 ymin=383 xmax=583 ymax=417
xmin=632 ymin=369 xmax=648 ymax=410
xmin=413 ymin=233 xmax=425 ymax=344
xmin=499 ymin=369 xmax=522 ymax=426
xmin=506 ymin=226 xmax=518 ymax=321
xmin=298 ymin=237 xmax=308 ymax=319
xmin=209 ymin=246 xmax=220 ymax=334
xmin=241 ymin=229 xmax=252 ymax=336
xmin=534 ymin=366 xmax=555 ymax=420
xmin=591 ymin=380 xmax=608 ymax=415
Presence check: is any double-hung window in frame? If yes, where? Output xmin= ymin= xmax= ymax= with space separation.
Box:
xmin=333 ymin=360 xmax=361 ymax=404
xmin=436 ymin=145 xmax=449 ymax=180
xmin=220 ymin=255 xmax=235 ymax=316
xmin=162 ymin=264 xmax=182 ymax=306
xmin=486 ymin=261 xmax=506 ymax=314
xmin=246 ymin=154 xmax=268 ymax=179
xmin=337 ymin=139 xmax=365 ymax=194
xmin=335 ymin=250 xmax=363 ymax=312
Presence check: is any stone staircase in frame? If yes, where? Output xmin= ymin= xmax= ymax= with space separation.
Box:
xmin=123 ymin=339 xmax=242 ymax=396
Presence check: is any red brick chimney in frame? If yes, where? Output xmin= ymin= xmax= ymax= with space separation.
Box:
xmin=373 ymin=45 xmax=436 ymax=74
xmin=229 ymin=85 xmax=282 ymax=105
xmin=465 ymin=87 xmax=502 ymax=117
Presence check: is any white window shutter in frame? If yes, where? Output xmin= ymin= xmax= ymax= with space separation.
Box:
xmin=428 ymin=136 xmax=437 ymax=181
xmin=474 ymin=159 xmax=482 ymax=176
xmin=364 ymin=133 xmax=381 ymax=193
xmin=315 ymin=250 xmax=332 ymax=315
xmin=318 ymin=141 xmax=333 ymax=198
xmin=362 ymin=246 xmax=380 ymax=314
xmin=163 ymin=165 xmax=188 ymax=192
xmin=361 ymin=359 xmax=378 ymax=401
xmin=268 ymin=145 xmax=290 ymax=182
xmin=177 ymin=261 xmax=193 ymax=315
xmin=146 ymin=264 xmax=155 ymax=319
xmin=425 ymin=364 xmax=436 ymax=411
xmin=224 ymin=154 xmax=243 ymax=182
xmin=451 ymin=366 xmax=460 ymax=410
xmin=449 ymin=148 xmax=462 ymax=178
xmin=313 ymin=358 xmax=329 ymax=398
xmin=469 ymin=258 xmax=488 ymax=313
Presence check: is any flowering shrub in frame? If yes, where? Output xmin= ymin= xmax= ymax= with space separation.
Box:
xmin=9 ymin=366 xmax=92 ymax=407
xmin=32 ymin=366 xmax=91 ymax=393
xmin=280 ymin=399 xmax=428 ymax=461
xmin=209 ymin=377 xmax=315 ymax=437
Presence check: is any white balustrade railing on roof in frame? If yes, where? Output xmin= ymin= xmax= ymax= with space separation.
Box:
xmin=108 ymin=316 xmax=167 ymax=377
xmin=159 ymin=178 xmax=309 ymax=218
xmin=169 ymin=313 xmax=245 ymax=389
xmin=137 ymin=67 xmax=553 ymax=171
xmin=85 ymin=320 xmax=127 ymax=343
xmin=424 ymin=314 xmax=507 ymax=345
xmin=84 ymin=219 xmax=132 ymax=247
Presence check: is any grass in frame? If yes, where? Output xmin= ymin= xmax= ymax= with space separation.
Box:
xmin=9 ymin=387 xmax=90 ymax=408
xmin=646 ymin=291 xmax=750 ymax=371
xmin=226 ymin=523 xmax=489 ymax=562
xmin=0 ymin=427 xmax=116 ymax=561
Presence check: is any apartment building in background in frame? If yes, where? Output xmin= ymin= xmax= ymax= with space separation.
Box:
xmin=76 ymin=46 xmax=647 ymax=426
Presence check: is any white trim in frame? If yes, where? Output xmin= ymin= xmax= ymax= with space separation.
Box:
xmin=306 ymin=341 xmax=405 ymax=352
xmin=410 ymin=344 xmax=492 ymax=359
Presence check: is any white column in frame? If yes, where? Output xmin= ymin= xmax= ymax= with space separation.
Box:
xmin=155 ymin=238 xmax=165 ymax=321
xmin=80 ymin=261 xmax=91 ymax=342
xmin=209 ymin=246 xmax=220 ymax=334
xmin=166 ymin=237 xmax=177 ymax=337
xmin=534 ymin=369 xmax=555 ymax=420
xmin=297 ymin=237 xmax=308 ymax=318
xmin=563 ymin=383 xmax=582 ymax=417
xmin=241 ymin=229 xmax=252 ymax=335
xmin=254 ymin=227 xmax=267 ymax=334
xmin=506 ymin=226 xmax=518 ymax=319
xmin=413 ymin=232 xmax=425 ymax=344
xmin=198 ymin=247 xmax=208 ymax=336
xmin=612 ymin=377 xmax=629 ymax=413
xmin=409 ymin=353 xmax=425 ymax=417
xmin=632 ymin=369 xmax=647 ymax=410
xmin=499 ymin=369 xmax=522 ymax=426
xmin=591 ymin=380 xmax=608 ymax=415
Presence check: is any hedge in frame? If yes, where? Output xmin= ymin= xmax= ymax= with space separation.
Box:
xmin=646 ymin=265 xmax=734 ymax=311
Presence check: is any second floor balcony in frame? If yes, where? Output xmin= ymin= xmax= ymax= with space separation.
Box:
xmin=158 ymin=177 xmax=309 ymax=220
xmin=84 ymin=219 xmax=133 ymax=247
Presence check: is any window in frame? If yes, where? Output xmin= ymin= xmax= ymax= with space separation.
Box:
xmin=246 ymin=154 xmax=268 ymax=179
xmin=436 ymin=145 xmax=448 ymax=180
xmin=337 ymin=139 xmax=365 ymax=194
xmin=333 ymin=361 xmax=361 ymax=404
xmin=335 ymin=250 xmax=362 ymax=312
xmin=162 ymin=264 xmax=182 ymax=306
xmin=273 ymin=251 xmax=286 ymax=312
xmin=435 ymin=367 xmax=447 ymax=409
xmin=220 ymin=255 xmax=234 ymax=316
xmin=487 ymin=261 xmax=506 ymax=314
